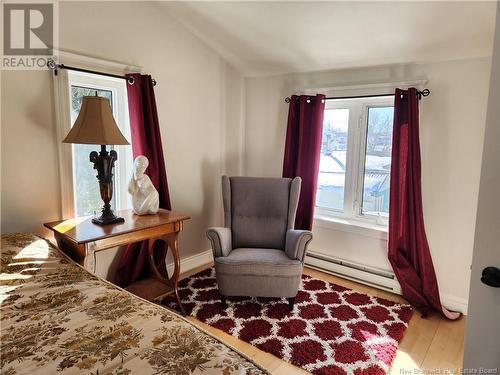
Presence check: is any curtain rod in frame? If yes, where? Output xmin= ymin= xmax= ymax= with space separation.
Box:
xmin=46 ymin=58 xmax=157 ymax=86
xmin=284 ymin=88 xmax=430 ymax=103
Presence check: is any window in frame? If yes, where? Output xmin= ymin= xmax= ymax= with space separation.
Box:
xmin=316 ymin=108 xmax=349 ymax=211
xmin=55 ymin=69 xmax=133 ymax=217
xmin=316 ymin=96 xmax=394 ymax=226
xmin=68 ymin=72 xmax=133 ymax=217
xmin=362 ymin=106 xmax=393 ymax=216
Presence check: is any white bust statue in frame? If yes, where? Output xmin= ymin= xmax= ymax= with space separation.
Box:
xmin=128 ymin=155 xmax=159 ymax=215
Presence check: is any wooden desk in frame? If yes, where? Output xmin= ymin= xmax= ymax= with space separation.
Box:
xmin=44 ymin=209 xmax=190 ymax=315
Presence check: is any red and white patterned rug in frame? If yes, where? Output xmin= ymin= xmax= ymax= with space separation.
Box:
xmin=163 ymin=268 xmax=413 ymax=375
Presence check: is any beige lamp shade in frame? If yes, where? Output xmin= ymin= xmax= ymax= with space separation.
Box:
xmin=63 ymin=96 xmax=130 ymax=145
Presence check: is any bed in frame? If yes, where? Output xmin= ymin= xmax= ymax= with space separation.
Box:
xmin=0 ymin=233 xmax=267 ymax=375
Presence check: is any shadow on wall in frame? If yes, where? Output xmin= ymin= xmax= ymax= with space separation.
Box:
xmin=224 ymin=148 xmax=242 ymax=177
xmin=201 ymin=156 xmax=219 ymax=224
xmin=175 ymin=157 xmax=221 ymax=257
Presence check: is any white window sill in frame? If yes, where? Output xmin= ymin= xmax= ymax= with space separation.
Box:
xmin=313 ymin=214 xmax=388 ymax=241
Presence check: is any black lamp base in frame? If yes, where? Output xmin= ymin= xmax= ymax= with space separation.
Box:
xmin=89 ymin=145 xmax=125 ymax=226
xmin=92 ymin=213 xmax=124 ymax=226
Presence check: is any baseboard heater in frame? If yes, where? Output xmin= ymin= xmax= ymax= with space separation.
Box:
xmin=305 ymin=251 xmax=402 ymax=294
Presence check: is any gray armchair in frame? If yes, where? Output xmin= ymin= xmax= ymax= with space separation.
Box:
xmin=207 ymin=176 xmax=313 ymax=309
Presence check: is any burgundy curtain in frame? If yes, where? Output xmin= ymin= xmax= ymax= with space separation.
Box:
xmin=388 ymin=88 xmax=459 ymax=319
xmin=282 ymin=95 xmax=325 ymax=230
xmin=115 ymin=73 xmax=171 ymax=287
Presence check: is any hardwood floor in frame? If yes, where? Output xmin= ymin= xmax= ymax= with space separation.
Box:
xmin=179 ymin=265 xmax=466 ymax=374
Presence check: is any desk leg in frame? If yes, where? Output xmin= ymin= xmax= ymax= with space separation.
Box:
xmin=165 ymin=232 xmax=186 ymax=316
xmin=147 ymin=233 xmax=186 ymax=316
xmin=147 ymin=239 xmax=165 ymax=281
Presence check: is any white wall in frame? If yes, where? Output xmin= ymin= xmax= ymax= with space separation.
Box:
xmin=1 ymin=2 xmax=244 ymax=280
xmin=244 ymin=57 xmax=492 ymax=312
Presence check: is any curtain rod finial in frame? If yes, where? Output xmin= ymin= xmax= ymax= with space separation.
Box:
xmin=285 ymin=97 xmax=291 ymax=103
xmin=47 ymin=58 xmax=57 ymax=70
xmin=417 ymin=88 xmax=430 ymax=100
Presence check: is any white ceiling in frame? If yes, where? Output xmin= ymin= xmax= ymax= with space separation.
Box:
xmin=164 ymin=1 xmax=497 ymax=76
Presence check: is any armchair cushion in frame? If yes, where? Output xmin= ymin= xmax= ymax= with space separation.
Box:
xmin=207 ymin=227 xmax=232 ymax=258
xmin=214 ymin=248 xmax=302 ymax=278
xmin=230 ymin=177 xmax=292 ymax=249
xmin=285 ymin=229 xmax=313 ymax=261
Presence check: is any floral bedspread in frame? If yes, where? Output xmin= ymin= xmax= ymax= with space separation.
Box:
xmin=0 ymin=233 xmax=267 ymax=375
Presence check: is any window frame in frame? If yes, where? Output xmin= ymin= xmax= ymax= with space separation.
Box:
xmin=315 ymin=96 xmax=394 ymax=227
xmin=53 ymin=61 xmax=133 ymax=218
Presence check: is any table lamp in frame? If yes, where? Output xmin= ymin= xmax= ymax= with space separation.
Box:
xmin=63 ymin=95 xmax=130 ymax=225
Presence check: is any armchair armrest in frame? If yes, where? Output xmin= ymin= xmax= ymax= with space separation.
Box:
xmin=285 ymin=229 xmax=313 ymax=262
xmin=207 ymin=227 xmax=232 ymax=258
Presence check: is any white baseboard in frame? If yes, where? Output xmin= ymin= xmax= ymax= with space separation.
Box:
xmin=305 ymin=251 xmax=469 ymax=315
xmin=166 ymin=249 xmax=213 ymax=276
xmin=305 ymin=251 xmax=402 ymax=294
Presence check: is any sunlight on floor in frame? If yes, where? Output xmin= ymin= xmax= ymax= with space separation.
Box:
xmin=361 ymin=328 xmax=402 ymax=371
xmin=391 ymin=350 xmax=419 ymax=374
